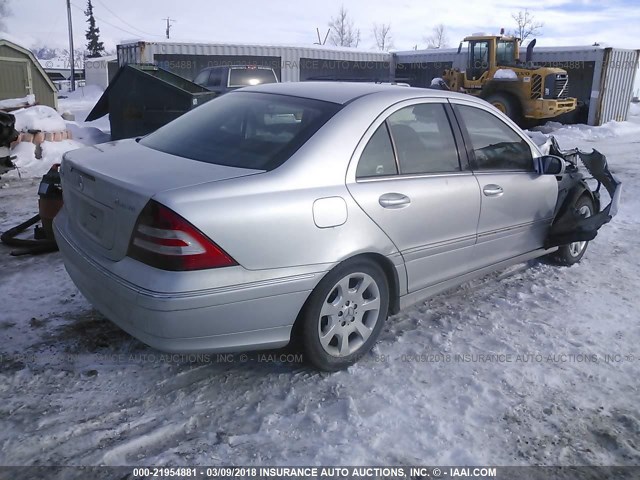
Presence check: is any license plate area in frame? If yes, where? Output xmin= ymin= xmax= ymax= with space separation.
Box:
xmin=67 ymin=189 xmax=115 ymax=250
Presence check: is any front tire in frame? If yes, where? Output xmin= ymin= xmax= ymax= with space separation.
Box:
xmin=300 ymin=259 xmax=389 ymax=371
xmin=551 ymin=195 xmax=594 ymax=266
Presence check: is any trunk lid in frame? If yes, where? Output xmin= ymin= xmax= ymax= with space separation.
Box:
xmin=60 ymin=139 xmax=261 ymax=261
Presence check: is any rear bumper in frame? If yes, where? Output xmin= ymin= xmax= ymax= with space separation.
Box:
xmin=54 ymin=210 xmax=318 ymax=353
xmin=527 ymin=98 xmax=577 ymax=119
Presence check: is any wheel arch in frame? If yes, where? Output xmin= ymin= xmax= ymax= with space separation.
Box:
xmin=291 ymin=252 xmax=401 ymax=342
xmin=316 ymin=252 xmax=401 ymax=315
xmin=356 ymin=252 xmax=401 ymax=315
xmin=563 ymin=181 xmax=599 ymax=216
xmin=579 ymin=186 xmax=599 ymax=212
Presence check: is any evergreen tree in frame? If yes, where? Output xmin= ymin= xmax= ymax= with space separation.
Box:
xmin=84 ymin=0 xmax=105 ymax=58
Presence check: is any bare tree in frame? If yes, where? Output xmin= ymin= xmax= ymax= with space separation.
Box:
xmin=373 ymin=23 xmax=393 ymax=51
xmin=425 ymin=24 xmax=449 ymax=49
xmin=511 ymin=9 xmax=543 ymax=44
xmin=0 ymin=0 xmax=11 ymax=32
xmin=328 ymin=5 xmax=361 ymax=47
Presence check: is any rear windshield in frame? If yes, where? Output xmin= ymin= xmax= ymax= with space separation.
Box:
xmin=229 ymin=68 xmax=277 ymax=87
xmin=141 ymin=92 xmax=341 ymax=171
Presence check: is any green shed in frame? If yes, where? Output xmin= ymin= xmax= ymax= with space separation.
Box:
xmin=0 ymin=38 xmax=58 ymax=109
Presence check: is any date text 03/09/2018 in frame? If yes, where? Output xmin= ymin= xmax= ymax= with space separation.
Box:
xmin=131 ymin=466 xmax=498 ymax=478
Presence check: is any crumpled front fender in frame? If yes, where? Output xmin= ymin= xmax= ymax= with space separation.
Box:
xmin=544 ymin=137 xmax=622 ymax=249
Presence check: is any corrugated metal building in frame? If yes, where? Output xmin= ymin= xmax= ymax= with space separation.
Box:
xmin=0 ymin=38 xmax=58 ymax=109
xmin=394 ymin=45 xmax=640 ymax=125
xmin=117 ymin=41 xmax=391 ymax=84
xmin=114 ymin=40 xmax=638 ymax=126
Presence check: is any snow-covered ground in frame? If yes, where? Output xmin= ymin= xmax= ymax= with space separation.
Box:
xmin=57 ymin=85 xmax=110 ymax=137
xmin=1 ymin=105 xmax=640 ymax=468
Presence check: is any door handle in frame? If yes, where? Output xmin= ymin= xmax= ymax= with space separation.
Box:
xmin=379 ymin=193 xmax=411 ymax=209
xmin=482 ymin=184 xmax=504 ymax=197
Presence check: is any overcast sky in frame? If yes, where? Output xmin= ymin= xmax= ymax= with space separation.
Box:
xmin=2 ymin=0 xmax=639 ymax=53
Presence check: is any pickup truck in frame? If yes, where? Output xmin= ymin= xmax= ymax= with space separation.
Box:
xmin=193 ymin=65 xmax=278 ymax=94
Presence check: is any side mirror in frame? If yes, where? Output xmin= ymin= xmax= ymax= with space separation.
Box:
xmin=540 ymin=155 xmax=566 ymax=175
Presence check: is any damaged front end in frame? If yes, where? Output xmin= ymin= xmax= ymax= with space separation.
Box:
xmin=543 ymin=136 xmax=622 ymax=249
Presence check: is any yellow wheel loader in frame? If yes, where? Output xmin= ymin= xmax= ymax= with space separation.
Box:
xmin=442 ymin=34 xmax=577 ymax=124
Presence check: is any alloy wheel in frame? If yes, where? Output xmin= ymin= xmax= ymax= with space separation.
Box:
xmin=568 ymin=204 xmax=592 ymax=257
xmin=317 ymin=272 xmax=381 ymax=357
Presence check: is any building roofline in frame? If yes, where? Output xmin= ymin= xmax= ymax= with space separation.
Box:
xmin=0 ymin=38 xmax=58 ymax=93
xmin=116 ymin=39 xmax=389 ymax=56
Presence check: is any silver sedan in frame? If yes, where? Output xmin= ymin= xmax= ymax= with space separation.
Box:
xmin=54 ymin=82 xmax=616 ymax=371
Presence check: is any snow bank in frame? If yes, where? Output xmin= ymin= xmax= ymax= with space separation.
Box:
xmin=494 ymin=69 xmax=517 ymax=80
xmin=8 ymin=142 xmax=37 ymax=172
xmin=13 ymin=105 xmax=66 ymax=132
xmin=4 ymin=93 xmax=109 ymax=179
xmin=531 ymin=118 xmax=640 ymax=144
xmin=9 ymin=139 xmax=82 ymax=178
xmin=58 ymin=85 xmax=109 ymax=132
xmin=0 ymin=94 xmax=35 ymax=110
xmin=58 ymin=85 xmax=105 ymax=118
xmin=526 ymin=130 xmax=550 ymax=149
xmin=529 ymin=102 xmax=640 ymax=150
xmin=39 ymin=140 xmax=82 ymax=172
xmin=65 ymin=122 xmax=110 ymax=145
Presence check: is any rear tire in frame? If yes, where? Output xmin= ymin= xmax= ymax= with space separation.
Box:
xmin=551 ymin=195 xmax=594 ymax=266
xmin=299 ymin=259 xmax=389 ymax=371
xmin=484 ymin=93 xmax=522 ymax=125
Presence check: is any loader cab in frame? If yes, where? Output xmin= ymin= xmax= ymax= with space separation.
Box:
xmin=496 ymin=38 xmax=519 ymax=66
xmin=465 ymin=35 xmax=521 ymax=82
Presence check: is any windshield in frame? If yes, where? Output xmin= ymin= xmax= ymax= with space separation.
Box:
xmin=229 ymin=68 xmax=278 ymax=87
xmin=141 ymin=92 xmax=341 ymax=171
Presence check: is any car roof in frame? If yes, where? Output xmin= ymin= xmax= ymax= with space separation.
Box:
xmin=240 ymin=81 xmax=475 ymax=105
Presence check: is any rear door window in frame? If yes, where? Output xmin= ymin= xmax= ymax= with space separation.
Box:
xmin=387 ymin=104 xmax=461 ymax=174
xmin=141 ymin=92 xmax=341 ymax=171
xmin=356 ymin=124 xmax=398 ymax=178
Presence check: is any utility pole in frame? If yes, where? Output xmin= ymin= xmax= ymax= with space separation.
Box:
xmin=66 ymin=0 xmax=76 ymax=91
xmin=163 ymin=17 xmax=175 ymax=39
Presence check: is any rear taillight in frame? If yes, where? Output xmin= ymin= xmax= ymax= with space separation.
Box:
xmin=127 ymin=200 xmax=237 ymax=271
